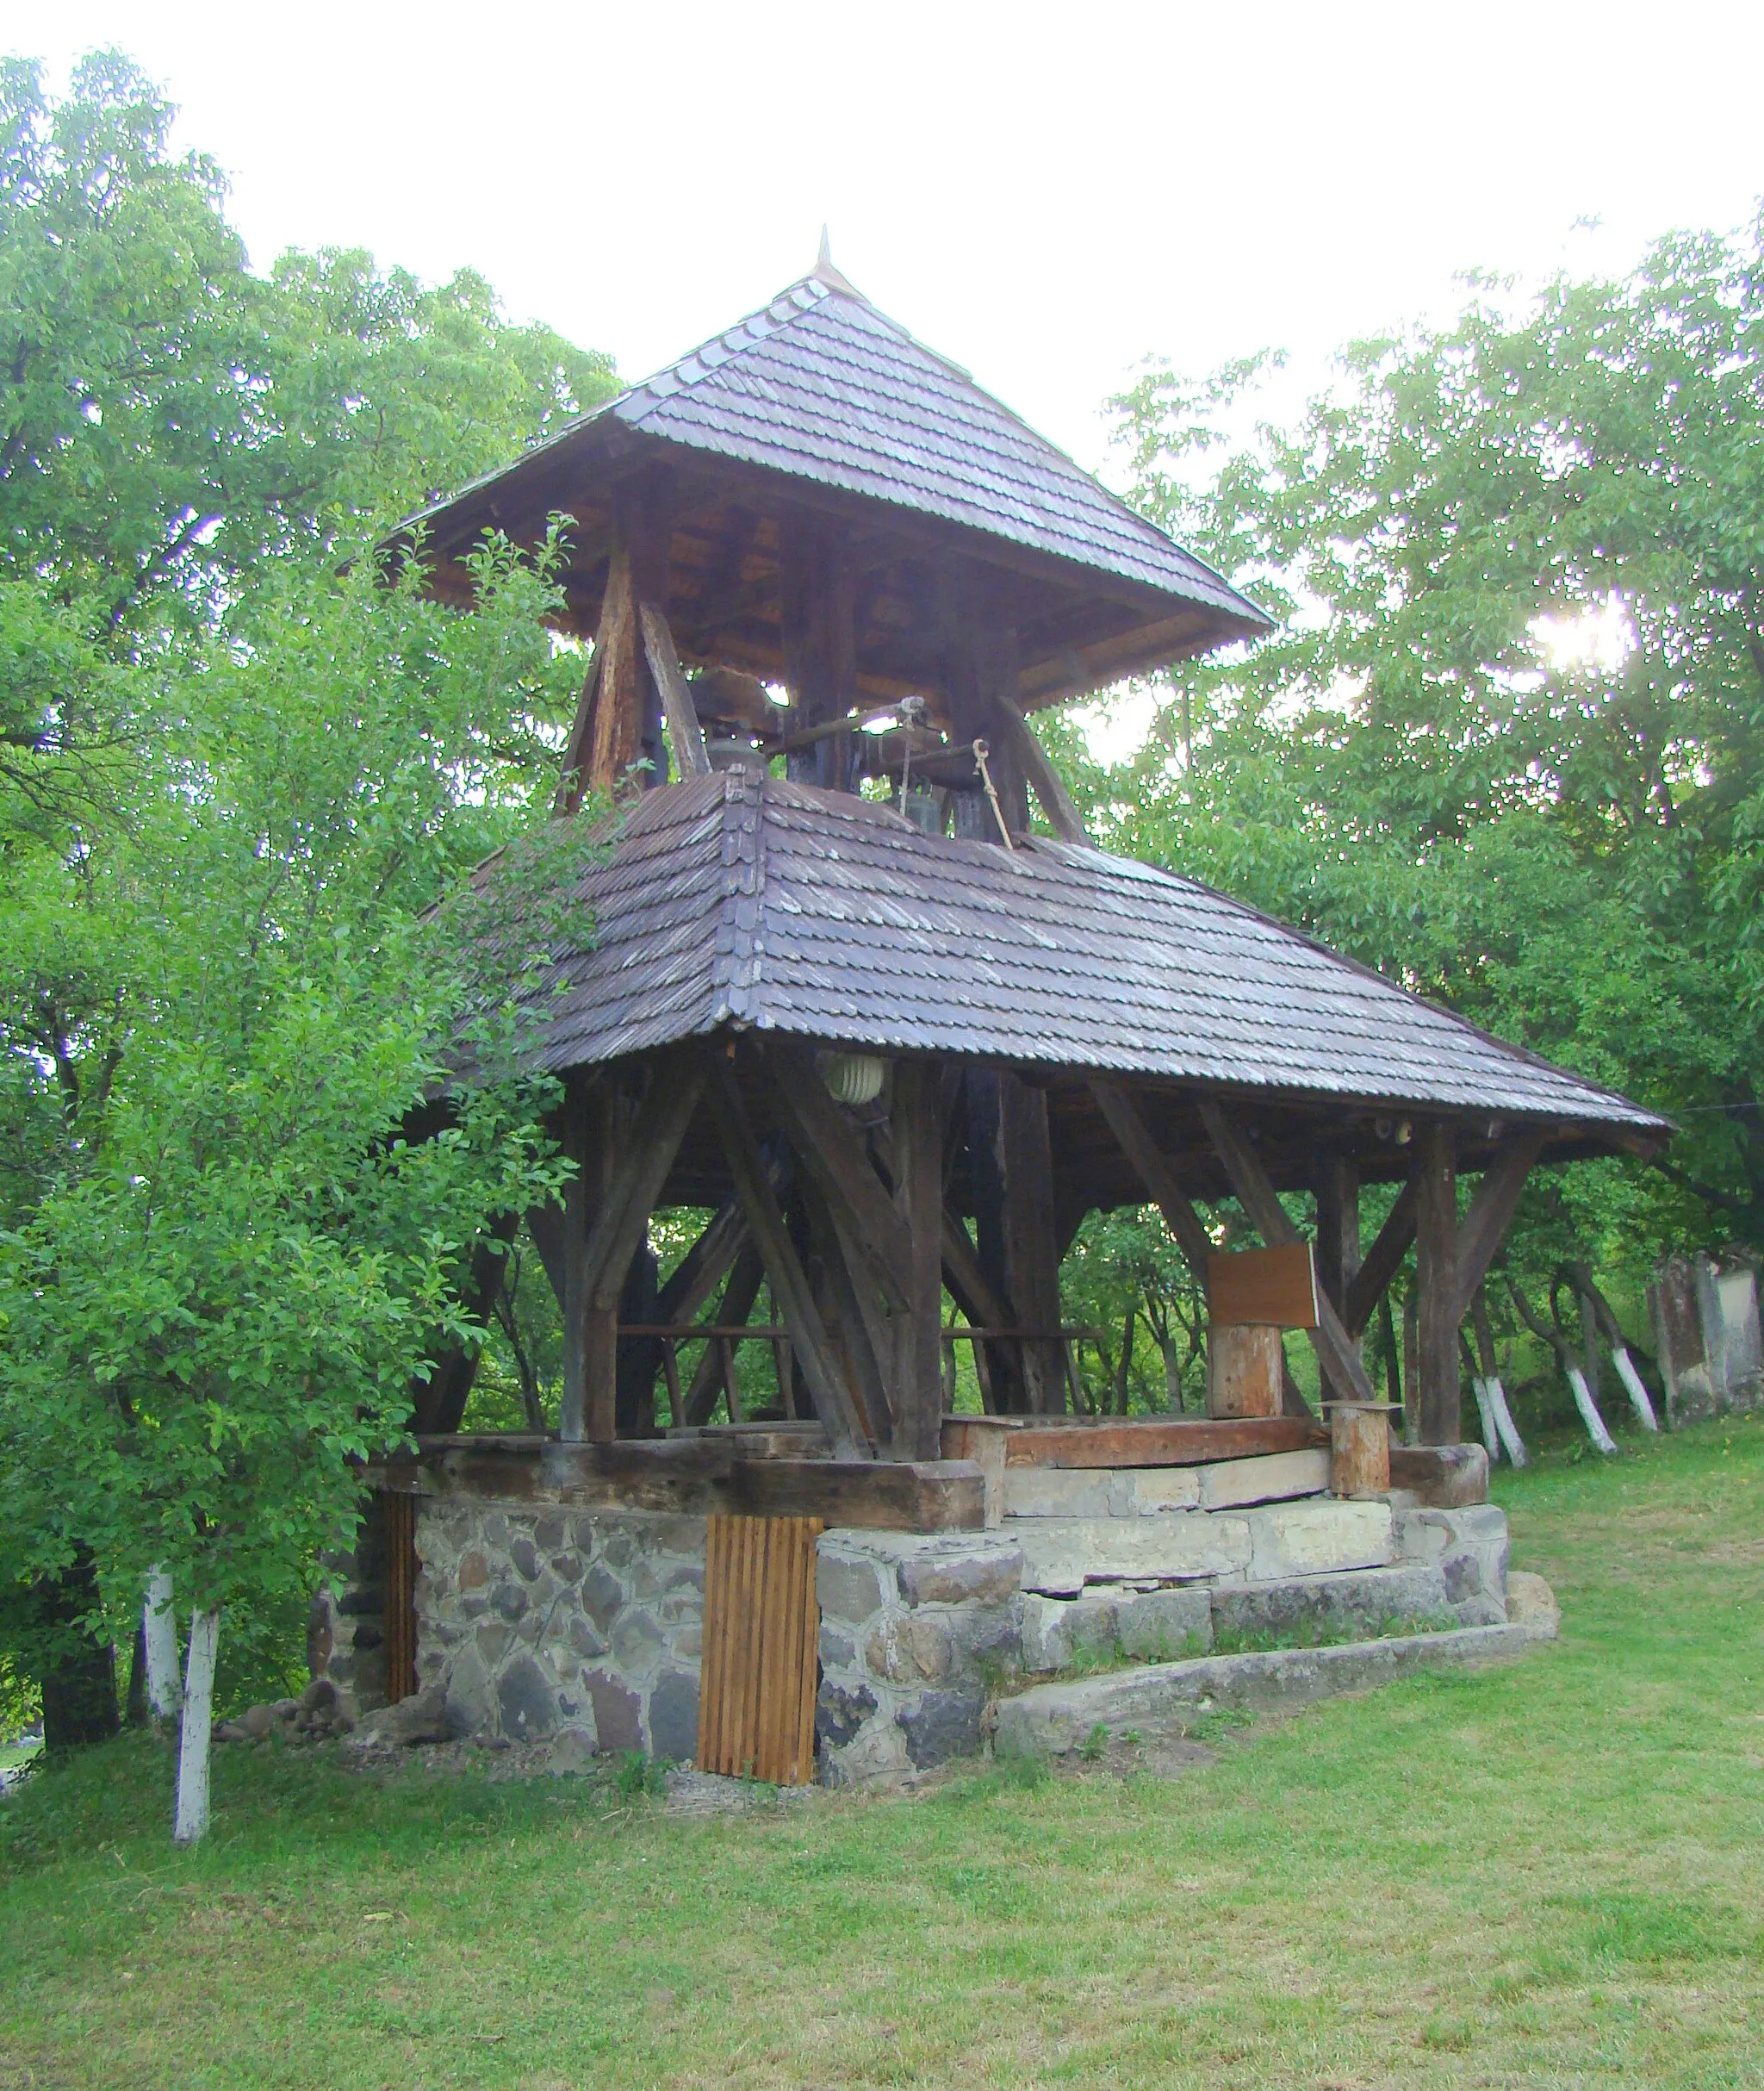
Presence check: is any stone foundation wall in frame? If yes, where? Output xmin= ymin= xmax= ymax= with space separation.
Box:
xmin=814 ymin=1498 xmax=1512 ymax=1783
xmin=412 ymin=1501 xmax=706 ymax=1759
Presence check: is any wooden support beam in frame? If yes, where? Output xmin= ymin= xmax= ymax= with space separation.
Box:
xmin=1413 ymin=1119 xmax=1460 ymax=1445
xmin=411 ymin=1213 xmax=519 ymax=1434
xmin=639 ymin=601 xmax=711 ymax=778
xmin=1344 ymin=1177 xmax=1418 ymax=1340
xmin=684 ymin=1244 xmax=764 ymax=1425
xmin=1086 ymin=1078 xmax=1214 ymax=1279
xmin=1196 ymin=1099 xmax=1379 ymax=1408
xmin=960 ymin=1067 xmax=1027 ymax=1412
xmin=708 ymin=1066 xmax=869 ymax=1459
xmin=1313 ymin=1155 xmax=1361 ymax=1322
xmin=1451 ymin=1128 xmax=1546 ymax=1321
xmin=1000 ymin=1070 xmax=1066 ymax=1414
xmin=654 ymin=1198 xmax=746 ymax=1329
xmin=579 ymin=1060 xmax=708 ymax=1314
xmin=760 ymin=1042 xmax=912 ymax=1308
xmin=889 ymin=1058 xmax=946 ymax=1459
xmin=991 ymin=691 xmax=1088 ymax=843
xmin=780 ymin=512 xmax=858 ymax=792
xmin=558 ymin=472 xmax=674 ymax=810
xmin=940 ymin=1207 xmax=1013 ymax=1333
xmin=558 ymin=1079 xmax=614 ymax=1442
xmin=795 ymin=1170 xmax=895 ymax=1446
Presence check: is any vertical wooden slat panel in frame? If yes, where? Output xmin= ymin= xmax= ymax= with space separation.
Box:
xmin=696 ymin=1513 xmax=825 ymax=1784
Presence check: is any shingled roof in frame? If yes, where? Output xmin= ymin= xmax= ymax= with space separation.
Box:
xmin=393 ymin=263 xmax=1269 ymax=705
xmin=513 ymin=771 xmax=1662 ymax=1140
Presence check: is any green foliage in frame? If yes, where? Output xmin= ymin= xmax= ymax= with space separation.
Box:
xmin=0 ymin=54 xmax=618 ymax=1715
xmin=1090 ymin=212 xmax=1764 ymax=1341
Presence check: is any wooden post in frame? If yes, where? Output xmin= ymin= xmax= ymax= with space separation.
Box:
xmin=999 ymin=1071 xmax=1065 ymax=1414
xmin=889 ymin=1058 xmax=945 ymax=1459
xmin=557 ymin=1076 xmax=612 ymax=1442
xmin=558 ymin=470 xmax=674 ymax=810
xmin=780 ymin=513 xmax=858 ymax=792
xmin=1314 ymin=1156 xmax=1361 ymax=1329
xmin=1414 ymin=1120 xmax=1461 ymax=1444
xmin=1206 ymin=1324 xmax=1283 ymax=1418
xmin=962 ymin=1068 xmax=1028 ymax=1412
xmin=1328 ymin=1403 xmax=1392 ymax=1496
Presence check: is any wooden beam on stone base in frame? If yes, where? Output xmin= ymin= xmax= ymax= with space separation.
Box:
xmin=708 ymin=1064 xmax=869 ymax=1459
xmin=888 ymin=1058 xmax=946 ymax=1459
xmin=1196 ymin=1099 xmax=1380 ymax=1409
xmin=1414 ymin=1120 xmax=1460 ymax=1445
xmin=999 ymin=1070 xmax=1065 ymax=1415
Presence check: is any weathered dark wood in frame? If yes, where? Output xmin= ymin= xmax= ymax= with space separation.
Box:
xmin=889 ymin=1057 xmax=945 ymax=1459
xmin=1000 ymin=1069 xmax=1065 ymax=1413
xmin=1450 ymin=1128 xmax=1545 ymax=1320
xmin=653 ymin=1197 xmax=746 ymax=1329
xmin=726 ymin=1458 xmax=984 ymax=1531
xmin=1087 ymin=1078 xmax=1214 ymax=1278
xmin=710 ymin=1066 xmax=869 ymax=1458
xmin=1197 ymin=1099 xmax=1380 ymax=1408
xmin=761 ymin=1042 xmax=912 ymax=1306
xmin=992 ymin=690 xmax=1088 ymax=843
xmin=376 ymin=1434 xmax=735 ymax=1514
xmin=580 ymin=1058 xmax=707 ymax=1312
xmin=961 ymin=1067 xmax=1027 ymax=1412
xmin=1414 ymin=1119 xmax=1461 ymax=1444
xmin=794 ymin=1169 xmax=895 ymax=1444
xmin=1314 ymin=1155 xmax=1361 ymax=1320
xmin=684 ymin=1242 xmax=765 ymax=1426
xmin=780 ymin=513 xmax=858 ymax=791
xmin=1344 ymin=1177 xmax=1418 ymax=1340
xmin=1003 ymin=1414 xmax=1328 ymax=1469
xmin=640 ymin=601 xmax=711 ymax=777
xmin=558 ymin=1078 xmax=612 ymax=1442
xmin=940 ymin=1207 xmax=1013 ymax=1332
xmin=411 ymin=1210 xmax=519 ymax=1434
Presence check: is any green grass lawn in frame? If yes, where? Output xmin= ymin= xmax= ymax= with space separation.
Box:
xmin=3 ymin=1417 xmax=1761 ymax=2090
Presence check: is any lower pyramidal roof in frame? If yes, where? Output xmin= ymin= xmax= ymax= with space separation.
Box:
xmin=503 ymin=772 xmax=1664 ymax=1139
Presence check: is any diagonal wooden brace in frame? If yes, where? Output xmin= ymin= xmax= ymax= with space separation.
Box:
xmin=1197 ymin=1099 xmax=1379 ymax=1406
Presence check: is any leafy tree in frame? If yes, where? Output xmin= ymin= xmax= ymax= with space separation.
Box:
xmin=1084 ymin=215 xmax=1764 ymax=1365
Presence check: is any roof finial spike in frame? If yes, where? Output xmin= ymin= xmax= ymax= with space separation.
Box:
xmin=810 ymin=227 xmax=866 ymax=302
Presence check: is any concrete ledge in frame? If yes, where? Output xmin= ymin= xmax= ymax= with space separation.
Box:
xmin=992 ymin=1621 xmax=1541 ymax=1756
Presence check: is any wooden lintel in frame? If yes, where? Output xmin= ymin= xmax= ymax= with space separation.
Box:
xmin=727 ymin=1457 xmax=984 ymax=1531
xmin=1003 ymin=1414 xmax=1328 ymax=1470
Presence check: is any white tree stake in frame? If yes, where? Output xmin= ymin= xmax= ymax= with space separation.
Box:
xmin=1565 ymin=1365 xmax=1618 ymax=1455
xmin=1483 ymin=1375 xmax=1529 ymax=1467
xmin=143 ymin=1566 xmax=181 ymax=1722
xmin=1470 ymin=1378 xmax=1501 ymax=1460
xmin=173 ymin=1608 xmax=222 ymax=1846
xmin=1612 ymin=1347 xmax=1660 ymax=1432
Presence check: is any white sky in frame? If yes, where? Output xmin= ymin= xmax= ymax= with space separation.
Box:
xmin=14 ymin=0 xmax=1764 ymax=480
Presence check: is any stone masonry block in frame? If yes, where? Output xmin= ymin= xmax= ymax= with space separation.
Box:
xmin=1123 ymin=1470 xmax=1202 ymax=1515
xmin=1196 ymin=1447 xmax=1330 ymax=1511
xmin=1002 ymin=1469 xmax=1121 ymax=1519
xmin=816 ymin=1549 xmax=891 ymax=1626
xmin=1244 ymin=1500 xmax=1392 ymax=1581
xmin=1212 ymin=1563 xmax=1451 ymax=1646
xmin=894 ymin=1542 xmax=1024 ymax=1609
xmin=1115 ymin=1585 xmax=1213 ymax=1661
xmin=1016 ymin=1515 xmax=1252 ymax=1596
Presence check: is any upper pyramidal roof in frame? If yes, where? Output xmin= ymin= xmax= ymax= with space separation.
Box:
xmin=393 ymin=246 xmax=1269 ymax=706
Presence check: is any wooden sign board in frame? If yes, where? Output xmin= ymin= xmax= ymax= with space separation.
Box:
xmin=1208 ymin=1242 xmax=1320 ymax=1329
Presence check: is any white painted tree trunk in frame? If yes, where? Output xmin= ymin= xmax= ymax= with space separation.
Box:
xmin=143 ymin=1567 xmax=181 ymax=1722
xmin=1612 ymin=1347 xmax=1660 ymax=1432
xmin=1483 ymin=1374 xmax=1529 ymax=1468
xmin=1565 ymin=1365 xmax=1618 ymax=1455
xmin=1470 ymin=1378 xmax=1501 ymax=1460
xmin=173 ymin=1608 xmax=221 ymax=1846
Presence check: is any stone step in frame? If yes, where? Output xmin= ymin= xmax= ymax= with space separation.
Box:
xmin=993 ymin=1616 xmax=1555 ymax=1758
xmin=1002 ymin=1447 xmax=1331 ymax=1520
xmin=1012 ymin=1497 xmax=1394 ymax=1596
xmin=1019 ymin=1561 xmax=1457 ymax=1672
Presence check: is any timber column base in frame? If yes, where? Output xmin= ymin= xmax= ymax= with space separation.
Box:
xmin=1207 ymin=1324 xmax=1284 ymax=1419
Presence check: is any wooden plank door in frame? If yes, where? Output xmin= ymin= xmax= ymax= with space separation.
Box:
xmin=382 ymin=1490 xmax=419 ymax=1705
xmin=697 ymin=1514 xmax=824 ymax=1784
